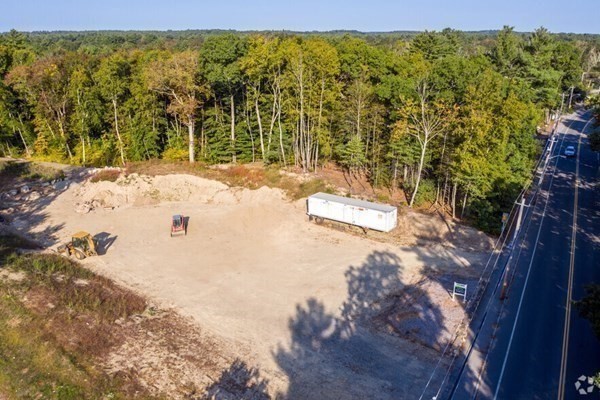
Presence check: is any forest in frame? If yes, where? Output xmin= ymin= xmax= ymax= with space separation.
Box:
xmin=1 ymin=27 xmax=599 ymax=231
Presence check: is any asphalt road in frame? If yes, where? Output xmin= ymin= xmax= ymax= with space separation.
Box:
xmin=449 ymin=110 xmax=600 ymax=400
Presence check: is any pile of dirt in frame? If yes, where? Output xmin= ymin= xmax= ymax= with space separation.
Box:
xmin=392 ymin=210 xmax=494 ymax=252
xmin=73 ymin=173 xmax=286 ymax=213
xmin=373 ymin=274 xmax=480 ymax=352
xmin=315 ymin=209 xmax=494 ymax=253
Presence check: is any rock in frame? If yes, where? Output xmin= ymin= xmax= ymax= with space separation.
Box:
xmin=41 ymin=182 xmax=50 ymax=187
xmin=28 ymin=191 xmax=41 ymax=201
xmin=11 ymin=218 xmax=28 ymax=230
xmin=1 ymin=207 xmax=14 ymax=215
xmin=74 ymin=202 xmax=92 ymax=214
xmin=8 ymin=189 xmax=17 ymax=196
xmin=20 ymin=185 xmax=30 ymax=193
xmin=53 ymin=180 xmax=68 ymax=191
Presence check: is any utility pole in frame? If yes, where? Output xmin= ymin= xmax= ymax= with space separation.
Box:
xmin=501 ymin=197 xmax=529 ymax=300
xmin=510 ymin=196 xmax=527 ymax=248
xmin=539 ymin=137 xmax=558 ymax=185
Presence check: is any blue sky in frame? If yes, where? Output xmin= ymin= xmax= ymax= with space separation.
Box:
xmin=2 ymin=0 xmax=598 ymax=34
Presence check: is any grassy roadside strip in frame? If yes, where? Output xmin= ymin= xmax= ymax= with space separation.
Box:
xmin=0 ymin=234 xmax=156 ymax=400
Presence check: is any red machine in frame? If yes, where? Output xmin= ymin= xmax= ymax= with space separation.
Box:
xmin=171 ymin=214 xmax=187 ymax=237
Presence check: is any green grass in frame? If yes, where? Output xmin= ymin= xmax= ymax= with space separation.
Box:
xmin=0 ymin=235 xmax=153 ymax=399
xmin=8 ymin=253 xmax=147 ymax=323
xmin=288 ymin=178 xmax=334 ymax=200
xmin=0 ymin=233 xmax=39 ymax=263
xmin=0 ymin=160 xmax=65 ymax=182
xmin=0 ymin=294 xmax=93 ymax=399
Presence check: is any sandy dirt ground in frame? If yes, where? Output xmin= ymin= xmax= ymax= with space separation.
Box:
xmin=3 ymin=167 xmax=493 ymax=399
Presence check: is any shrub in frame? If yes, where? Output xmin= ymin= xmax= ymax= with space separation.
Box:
xmin=575 ymin=284 xmax=600 ymax=339
xmin=221 ymin=165 xmax=266 ymax=189
xmin=413 ymin=179 xmax=436 ymax=207
xmin=90 ymin=169 xmax=120 ymax=183
xmin=162 ymin=147 xmax=189 ymax=161
xmin=265 ymin=150 xmax=280 ymax=165
xmin=291 ymin=178 xmax=333 ymax=200
xmin=376 ymin=192 xmax=391 ymax=203
xmin=469 ymin=197 xmax=500 ymax=234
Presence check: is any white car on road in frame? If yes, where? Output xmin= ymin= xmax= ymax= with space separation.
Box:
xmin=564 ymin=145 xmax=576 ymax=157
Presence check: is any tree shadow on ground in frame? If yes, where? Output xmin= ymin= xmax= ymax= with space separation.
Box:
xmin=201 ymin=254 xmax=479 ymax=399
xmin=272 ymin=250 xmax=466 ymax=400
xmin=202 ymin=358 xmax=270 ymax=400
xmin=0 ymin=159 xmax=88 ymax=246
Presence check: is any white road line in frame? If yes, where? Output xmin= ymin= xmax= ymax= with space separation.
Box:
xmin=492 ymin=116 xmax=574 ymax=400
xmin=558 ymin=117 xmax=593 ymax=399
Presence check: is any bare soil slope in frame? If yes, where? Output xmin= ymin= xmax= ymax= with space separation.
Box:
xmin=2 ymin=164 xmax=494 ymax=399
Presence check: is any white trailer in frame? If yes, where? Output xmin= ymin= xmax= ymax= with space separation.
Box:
xmin=306 ymin=192 xmax=397 ymax=232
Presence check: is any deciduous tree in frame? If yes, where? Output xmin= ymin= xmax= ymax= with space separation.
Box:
xmin=147 ymin=50 xmax=204 ymax=163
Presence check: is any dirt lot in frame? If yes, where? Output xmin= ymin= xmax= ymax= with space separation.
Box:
xmin=1 ymin=161 xmax=493 ymax=399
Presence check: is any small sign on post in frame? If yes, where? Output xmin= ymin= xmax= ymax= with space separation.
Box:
xmin=453 ymin=282 xmax=467 ymax=302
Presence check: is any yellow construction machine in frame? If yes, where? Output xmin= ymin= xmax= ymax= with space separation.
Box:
xmin=57 ymin=231 xmax=98 ymax=259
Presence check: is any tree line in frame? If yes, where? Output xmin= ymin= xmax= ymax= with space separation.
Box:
xmin=1 ymin=26 xmax=597 ymax=231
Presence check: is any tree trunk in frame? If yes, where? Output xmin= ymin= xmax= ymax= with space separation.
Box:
xmin=443 ymin=173 xmax=449 ymax=209
xmin=314 ymin=142 xmax=319 ymax=171
xmin=79 ymin=113 xmax=87 ymax=165
xmin=409 ymin=144 xmax=427 ymax=207
xmin=452 ymin=182 xmax=457 ymax=219
xmin=81 ymin=134 xmax=86 ymax=165
xmin=254 ymin=94 xmax=265 ymax=161
xmin=277 ymin=97 xmax=286 ymax=167
xmin=13 ymin=114 xmax=31 ymax=157
xmin=112 ymin=99 xmax=126 ymax=166
xmin=15 ymin=126 xmax=31 ymax=157
xmin=45 ymin=120 xmax=56 ymax=139
xmin=200 ymin=108 xmax=206 ymax=158
xmin=187 ymin=115 xmax=195 ymax=163
xmin=56 ymin=118 xmax=73 ymax=161
xmin=268 ymin=84 xmax=277 ymax=153
xmin=392 ymin=159 xmax=398 ymax=191
xmin=298 ymin=65 xmax=307 ymax=172
xmin=245 ymin=96 xmax=255 ymax=162
xmin=230 ymin=94 xmax=236 ymax=163
xmin=461 ymin=189 xmax=469 ymax=218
